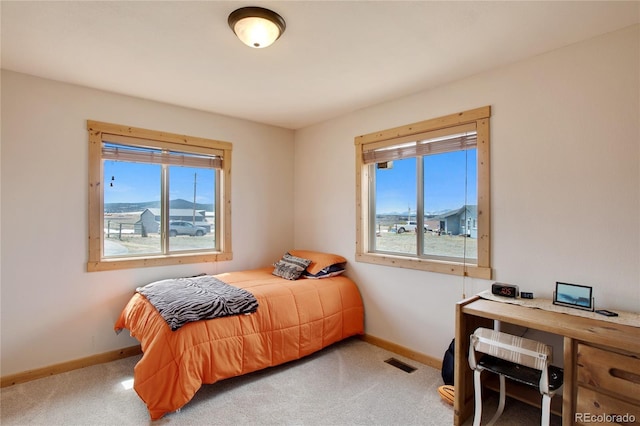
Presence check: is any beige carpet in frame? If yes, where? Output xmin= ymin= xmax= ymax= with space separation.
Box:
xmin=1 ymin=338 xmax=560 ymax=425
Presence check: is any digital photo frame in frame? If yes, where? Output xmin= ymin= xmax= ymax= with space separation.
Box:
xmin=553 ymin=281 xmax=594 ymax=311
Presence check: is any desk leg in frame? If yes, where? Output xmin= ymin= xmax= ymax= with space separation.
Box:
xmin=563 ymin=337 xmax=576 ymax=425
xmin=454 ymin=298 xmax=493 ymax=425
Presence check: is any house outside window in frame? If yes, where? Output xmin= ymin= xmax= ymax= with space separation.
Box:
xmin=354 ymin=107 xmax=492 ymax=279
xmin=87 ymin=120 xmax=232 ymax=271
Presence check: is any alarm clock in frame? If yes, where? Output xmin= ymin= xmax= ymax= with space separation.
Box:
xmin=491 ymin=282 xmax=519 ymax=298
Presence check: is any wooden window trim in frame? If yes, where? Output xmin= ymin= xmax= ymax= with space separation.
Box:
xmin=87 ymin=120 xmax=233 ymax=272
xmin=354 ymin=106 xmax=492 ymax=280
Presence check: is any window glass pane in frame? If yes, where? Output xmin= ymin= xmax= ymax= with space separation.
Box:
xmin=374 ymin=157 xmax=417 ymax=255
xmin=422 ymin=149 xmax=477 ymax=261
xmin=168 ymin=166 xmax=216 ymax=252
xmin=103 ymin=161 xmax=162 ymax=257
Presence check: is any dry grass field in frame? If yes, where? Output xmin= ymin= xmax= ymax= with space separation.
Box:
xmin=103 ymin=213 xmax=215 ymax=256
xmin=103 ymin=213 xmax=474 ymax=259
xmin=376 ymin=229 xmax=477 ymax=259
xmin=105 ymin=234 xmax=216 ymax=256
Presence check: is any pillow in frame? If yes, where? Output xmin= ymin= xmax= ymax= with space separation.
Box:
xmin=288 ymin=250 xmax=347 ymax=275
xmin=302 ymin=262 xmax=346 ymax=279
xmin=272 ymin=252 xmax=312 ymax=280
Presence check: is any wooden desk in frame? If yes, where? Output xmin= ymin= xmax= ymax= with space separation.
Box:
xmin=454 ymin=296 xmax=640 ymax=425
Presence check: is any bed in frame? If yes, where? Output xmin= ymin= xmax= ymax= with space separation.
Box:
xmin=114 ymin=251 xmax=364 ymax=420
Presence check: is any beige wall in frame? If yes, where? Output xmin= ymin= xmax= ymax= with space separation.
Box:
xmin=0 ymin=71 xmax=295 ymax=375
xmin=293 ymin=25 xmax=640 ymax=359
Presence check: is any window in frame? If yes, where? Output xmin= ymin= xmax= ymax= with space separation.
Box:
xmin=354 ymin=107 xmax=491 ymax=279
xmin=87 ymin=120 xmax=232 ymax=271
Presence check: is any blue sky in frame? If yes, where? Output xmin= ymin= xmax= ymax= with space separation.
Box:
xmin=375 ymin=149 xmax=477 ymax=214
xmin=104 ymin=161 xmax=215 ymax=205
xmin=104 ymin=149 xmax=475 ymax=211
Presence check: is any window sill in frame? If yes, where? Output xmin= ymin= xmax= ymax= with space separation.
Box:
xmin=87 ymin=251 xmax=232 ymax=272
xmin=355 ymin=252 xmax=492 ymax=280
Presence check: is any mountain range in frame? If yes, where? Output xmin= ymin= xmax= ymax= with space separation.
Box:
xmin=105 ymin=199 xmax=213 ymax=213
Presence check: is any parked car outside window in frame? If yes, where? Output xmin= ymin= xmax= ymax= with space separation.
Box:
xmin=169 ymin=221 xmax=208 ymax=237
xmin=394 ymin=221 xmax=427 ymax=233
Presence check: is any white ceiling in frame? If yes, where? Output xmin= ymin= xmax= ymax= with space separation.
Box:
xmin=2 ymin=1 xmax=638 ymax=129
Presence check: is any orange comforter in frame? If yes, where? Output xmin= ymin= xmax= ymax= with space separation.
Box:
xmin=114 ymin=267 xmax=364 ymax=420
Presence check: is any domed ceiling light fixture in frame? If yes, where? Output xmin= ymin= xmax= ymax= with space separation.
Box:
xmin=228 ymin=6 xmax=286 ymax=48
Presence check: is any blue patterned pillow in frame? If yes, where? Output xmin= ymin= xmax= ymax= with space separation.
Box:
xmin=302 ymin=262 xmax=346 ymax=279
xmin=272 ymin=252 xmax=312 ymax=280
